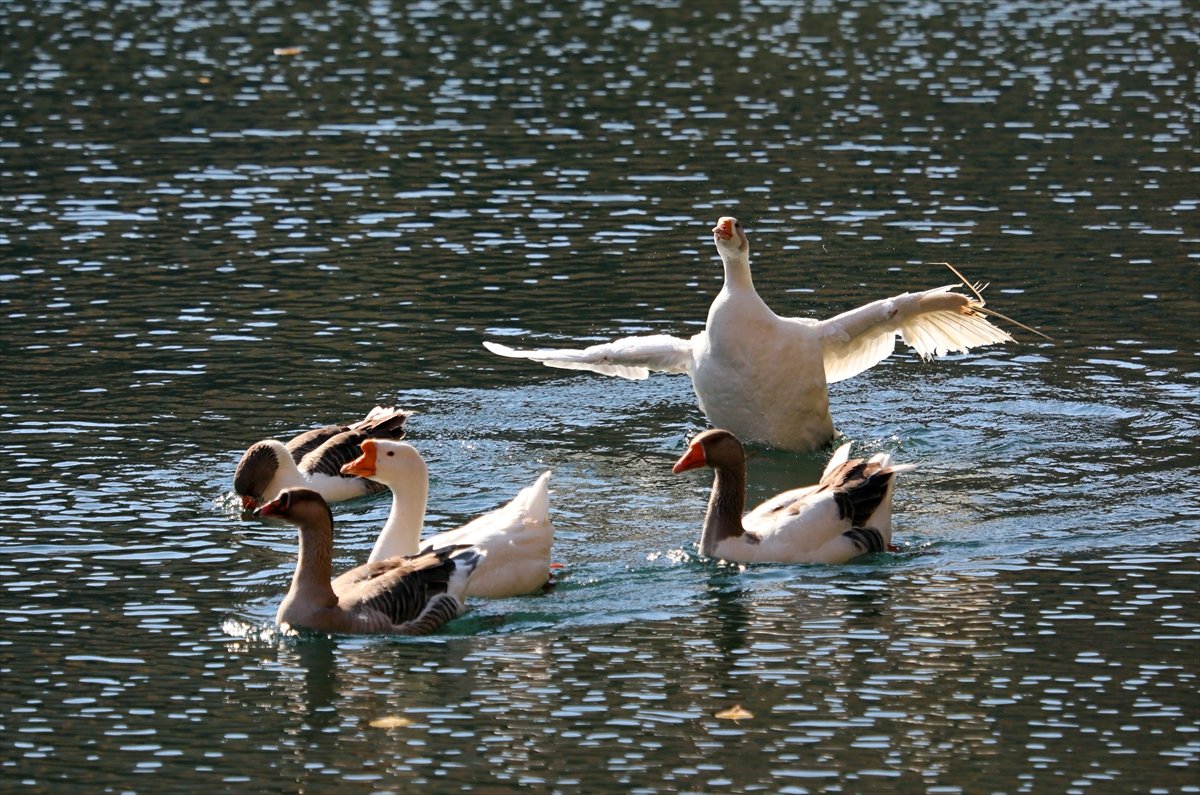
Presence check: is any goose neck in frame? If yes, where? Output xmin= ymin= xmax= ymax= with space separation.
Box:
xmin=273 ymin=446 xmax=308 ymax=489
xmin=368 ymin=469 xmax=429 ymax=562
xmin=292 ymin=515 xmax=338 ymax=608
xmin=700 ymin=463 xmax=747 ymax=557
xmin=720 ymin=250 xmax=755 ymax=292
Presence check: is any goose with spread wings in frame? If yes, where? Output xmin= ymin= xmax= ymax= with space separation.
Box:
xmin=485 ymin=216 xmax=1041 ymax=452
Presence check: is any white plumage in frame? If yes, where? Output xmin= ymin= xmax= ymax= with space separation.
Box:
xmin=340 ymin=440 xmax=554 ymax=599
xmin=485 ymin=216 xmax=1027 ymax=452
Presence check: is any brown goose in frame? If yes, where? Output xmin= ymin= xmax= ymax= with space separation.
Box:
xmin=486 ymin=216 xmax=1043 ymax=452
xmin=256 ymin=488 xmax=479 ymax=635
xmin=234 ymin=406 xmax=410 ymax=510
xmin=672 ymin=429 xmax=913 ymax=564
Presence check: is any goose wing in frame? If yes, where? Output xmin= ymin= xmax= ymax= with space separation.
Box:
xmin=285 ymin=406 xmax=410 ymax=461
xmin=484 ymin=335 xmax=696 ymax=380
xmin=338 ymin=547 xmax=472 ymax=627
xmin=813 ymin=285 xmax=1014 ymax=384
xmin=298 ymin=408 xmax=410 ymax=480
xmin=285 ymin=425 xmax=349 ymax=461
xmin=415 ymin=472 xmax=554 ymax=599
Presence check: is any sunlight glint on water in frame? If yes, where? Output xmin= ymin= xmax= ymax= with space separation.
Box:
xmin=0 ymin=0 xmax=1197 ymax=791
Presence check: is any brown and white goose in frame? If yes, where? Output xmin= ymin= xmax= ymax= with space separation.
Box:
xmin=672 ymin=429 xmax=913 ymax=564
xmin=486 ymin=216 xmax=1043 ymax=452
xmin=234 ymin=406 xmax=410 ymax=510
xmin=255 ymin=487 xmax=479 ymax=635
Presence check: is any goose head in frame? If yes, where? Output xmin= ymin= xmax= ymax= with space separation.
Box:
xmin=341 ymin=439 xmax=428 ymax=486
xmin=253 ymin=487 xmax=332 ymax=529
xmin=234 ymin=440 xmax=291 ymax=510
xmin=672 ymin=428 xmax=745 ymax=474
xmin=712 ymin=216 xmax=749 ymax=260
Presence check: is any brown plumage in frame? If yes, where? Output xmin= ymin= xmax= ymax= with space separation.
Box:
xmin=255 ymin=488 xmax=478 ymax=635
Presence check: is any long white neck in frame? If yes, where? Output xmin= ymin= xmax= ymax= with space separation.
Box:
xmin=366 ymin=451 xmax=429 ymax=562
xmin=708 ymin=243 xmax=770 ymax=335
xmin=718 ymin=246 xmax=755 ymax=292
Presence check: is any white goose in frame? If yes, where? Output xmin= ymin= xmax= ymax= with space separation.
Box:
xmin=234 ymin=406 xmax=410 ymax=510
xmin=486 ymin=216 xmax=1041 ymax=452
xmin=340 ymin=439 xmax=554 ymax=599
xmin=673 ymin=429 xmax=913 ymax=564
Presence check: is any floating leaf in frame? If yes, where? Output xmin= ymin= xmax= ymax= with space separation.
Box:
xmin=273 ymin=47 xmax=303 ymax=56
xmin=368 ymin=715 xmax=412 ymax=729
xmin=714 ymin=704 xmax=753 ymax=721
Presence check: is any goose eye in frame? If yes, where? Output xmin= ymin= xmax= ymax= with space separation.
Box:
xmin=735 ymin=221 xmax=742 ymax=230
xmin=386 ymin=451 xmax=394 ymax=457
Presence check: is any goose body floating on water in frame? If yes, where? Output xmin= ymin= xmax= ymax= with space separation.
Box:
xmin=341 ymin=440 xmax=554 ymax=599
xmin=486 ymin=216 xmax=1042 ymax=452
xmin=672 ymin=429 xmax=913 ymax=564
xmin=234 ymin=406 xmax=410 ymax=510
xmin=256 ymin=487 xmax=479 ymax=635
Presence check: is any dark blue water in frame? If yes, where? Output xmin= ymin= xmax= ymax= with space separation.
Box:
xmin=2 ymin=0 xmax=1197 ymax=792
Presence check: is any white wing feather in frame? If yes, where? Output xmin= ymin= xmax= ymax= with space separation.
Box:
xmin=483 ymin=335 xmax=696 ymax=380
xmin=815 ymin=285 xmax=1014 ymax=384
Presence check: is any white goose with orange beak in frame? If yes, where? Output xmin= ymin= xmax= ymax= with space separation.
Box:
xmin=486 ymin=216 xmax=1042 ymax=452
xmin=341 ymin=439 xmax=554 ymax=599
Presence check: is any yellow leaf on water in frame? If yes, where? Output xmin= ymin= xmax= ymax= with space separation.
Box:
xmin=273 ymin=47 xmax=303 ymax=56
xmin=714 ymin=704 xmax=753 ymax=721
xmin=368 ymin=715 xmax=412 ymax=729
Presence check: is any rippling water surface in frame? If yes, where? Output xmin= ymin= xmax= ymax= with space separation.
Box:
xmin=2 ymin=0 xmax=1197 ymax=791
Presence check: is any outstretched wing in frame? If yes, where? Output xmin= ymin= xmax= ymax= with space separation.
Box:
xmin=813 ymin=285 xmax=1015 ymax=384
xmin=484 ymin=334 xmax=696 ymax=380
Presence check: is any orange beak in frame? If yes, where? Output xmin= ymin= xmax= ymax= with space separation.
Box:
xmin=712 ymin=216 xmax=734 ymax=241
xmin=341 ymin=439 xmax=378 ymax=478
xmin=672 ymin=441 xmax=707 ymax=474
xmin=241 ymin=494 xmax=257 ymax=511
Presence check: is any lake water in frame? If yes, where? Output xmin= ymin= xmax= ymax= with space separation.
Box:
xmin=1 ymin=0 xmax=1197 ymax=792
